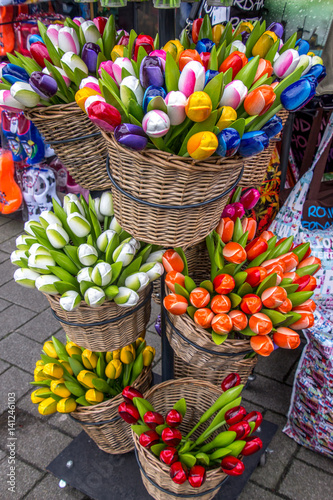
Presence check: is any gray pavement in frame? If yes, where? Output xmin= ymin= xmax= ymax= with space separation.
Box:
xmin=0 ymin=215 xmax=332 ymax=499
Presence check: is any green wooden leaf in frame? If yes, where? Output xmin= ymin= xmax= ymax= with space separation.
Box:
xmin=204 ymin=72 xmax=224 ymax=110
xmin=237 ymin=282 xmax=253 ymax=297
xmin=279 ymin=32 xmax=297 ymax=54
xmin=174 ymin=283 xmax=190 ymax=300
xmin=208 ymin=45 xmax=218 ymax=71
xmin=103 ymin=15 xmax=116 ymax=59
xmin=265 ymin=39 xmax=280 ymax=64
xmin=245 ymin=21 xmax=261 ymax=58
xmin=165 ymin=52 xmax=180 ymax=93
xmin=255 ymin=273 xmax=278 ymax=296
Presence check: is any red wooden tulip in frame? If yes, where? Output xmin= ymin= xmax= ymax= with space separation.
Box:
xmin=228 ymin=310 xmax=248 ymax=331
xmin=223 ymin=242 xmax=247 ymax=264
xmin=192 ymin=18 xmax=203 ymax=44
xmin=188 ymin=465 xmax=206 ymax=488
xmin=190 ymin=287 xmax=211 ymax=308
xmin=249 ymin=313 xmax=273 ymax=335
xmin=132 ymin=34 xmax=154 ymax=61
xmin=213 ymin=274 xmax=235 ymax=294
xmin=194 ymin=308 xmax=215 ymax=329
xmin=143 ymin=411 xmax=165 ymax=430
xmin=160 ymin=446 xmax=178 ymax=465
xmin=242 ymin=217 xmax=257 ymax=241
xmin=242 ymin=436 xmax=263 ymax=456
xmin=118 ymin=401 xmax=140 ymax=423
xmin=250 ymin=334 xmax=274 ymax=356
xmin=166 ymin=409 xmax=183 ymax=428
xmin=165 ymin=271 xmax=185 ymax=293
xmin=244 ymin=411 xmax=263 ymax=431
xmin=244 ymin=266 xmax=267 ymax=287
xmin=221 ymin=373 xmax=241 ymax=391
xmin=162 ymin=427 xmax=182 ymax=446
xmin=164 ymin=294 xmax=188 ymax=315
xmin=30 ymin=42 xmax=52 ymax=68
xmin=216 ymin=217 xmax=234 ymax=243
xmin=122 ymin=386 xmax=143 ymax=403
xmin=244 ymin=85 xmax=276 ymax=116
xmin=245 ymin=237 xmax=268 ymax=261
xmin=279 ymin=252 xmax=299 ymax=272
xmin=170 ymin=461 xmax=188 ymax=484
xmin=200 ymin=52 xmax=211 ymax=71
xmin=211 ymin=294 xmax=231 ymax=314
xmin=296 ymin=275 xmax=317 ymax=292
xmin=293 ymin=275 xmax=311 ymax=292
xmin=273 ymin=327 xmax=300 ymax=348
xmin=228 ymin=420 xmax=251 ymax=439
xmin=219 ymin=51 xmax=248 ymax=79
xmin=240 ymin=294 xmax=262 ymax=314
xmin=261 ymin=230 xmax=274 ymax=242
xmin=289 ymin=311 xmax=314 ymax=330
xmin=225 ymin=405 xmax=247 ymax=426
xmin=292 ymin=299 xmax=316 ymax=313
xmin=139 ymin=430 xmax=160 ymax=448
xmin=276 ymin=298 xmax=293 ymax=314
xmin=262 ymin=286 xmax=287 ymax=308
xmin=211 ymin=313 xmax=233 ymax=334
xmin=297 ymin=256 xmax=321 ymax=273
xmin=179 ymin=49 xmax=203 ymax=71
xmin=162 ymin=249 xmax=185 ymax=273
xmin=221 ymin=456 xmax=245 ymax=476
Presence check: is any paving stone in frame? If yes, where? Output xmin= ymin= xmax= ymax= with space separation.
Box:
xmin=286 ymin=362 xmax=298 ymax=386
xmin=0 ymin=219 xmax=24 ymax=243
xmin=0 ymin=298 xmax=11 ymax=312
xmin=0 ymin=332 xmax=42 ymax=374
xmin=0 ymin=250 xmax=9 ymax=264
xmin=239 ymin=481 xmax=281 ymax=500
xmin=148 ymin=298 xmax=160 ymax=328
xmin=17 ymin=389 xmax=38 ymax=417
xmin=0 ymin=259 xmax=16 ymax=286
xmin=0 ymin=450 xmax=6 ymax=461
xmin=250 ymin=410 xmax=298 ymax=490
xmin=0 ymin=216 xmax=11 ymax=226
xmin=0 ymin=305 xmax=36 ymax=340
xmin=18 ymin=308 xmax=61 ymax=344
xmin=296 ymin=445 xmax=333 ymax=474
xmin=25 ymin=473 xmax=85 ymax=499
xmin=254 ymin=344 xmax=303 ymax=383
xmin=0 ymin=456 xmax=43 ymax=499
xmin=0 ymin=367 xmax=31 ymax=415
xmin=152 ymin=357 xmax=161 ymax=376
xmin=0 ymin=412 xmax=72 ymax=469
xmin=0 ymin=280 xmax=48 ymax=313
xmin=241 ymin=397 xmax=265 ymax=414
xmin=0 ymin=235 xmax=21 ymax=254
xmin=242 ymin=374 xmax=292 ymax=415
xmin=145 ymin=329 xmax=162 ymax=358
xmin=0 ymin=359 xmax=10 ymax=375
xmin=48 ymin=413 xmax=82 ymax=439
xmin=279 ymin=459 xmax=333 ymax=500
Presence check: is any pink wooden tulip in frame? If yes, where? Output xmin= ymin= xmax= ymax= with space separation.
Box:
xmin=142 ymin=110 xmax=170 ymax=138
xmin=79 ymin=77 xmax=101 ymax=94
xmin=58 ymin=27 xmax=80 ymax=55
xmin=98 ymin=61 xmax=117 ymax=84
xmin=165 ymin=91 xmax=187 ymax=125
xmin=273 ymin=49 xmax=300 ymax=79
xmin=178 ymin=61 xmax=205 ymax=98
xmin=220 ymin=80 xmax=248 ymax=110
xmin=87 ymin=101 xmax=122 ymax=132
xmin=150 ymin=50 xmax=167 ymax=71
xmin=84 ymin=95 xmax=106 ymax=114
xmin=46 ymin=25 xmax=61 ymax=47
xmin=112 ymin=57 xmax=135 ymax=86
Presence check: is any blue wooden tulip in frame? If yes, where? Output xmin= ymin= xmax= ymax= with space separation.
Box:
xmin=281 ymin=77 xmax=316 ymax=112
xmin=295 ymin=39 xmax=310 ymax=56
xmin=195 ymin=38 xmax=215 ymax=54
xmin=29 ymin=35 xmax=44 ymax=46
xmin=81 ymin=43 xmax=101 ymax=73
xmin=205 ymin=70 xmax=219 ymax=86
xmin=304 ymin=64 xmax=326 ymax=83
xmin=143 ymin=86 xmax=166 ymax=113
xmin=140 ymin=56 xmax=164 ymax=89
xmin=239 ymin=131 xmax=269 ymax=157
xmin=261 ymin=115 xmax=283 ymax=139
xmin=217 ymin=128 xmax=241 ymax=157
xmin=114 ymin=123 xmax=148 ymax=151
xmin=2 ymin=64 xmax=30 ymax=85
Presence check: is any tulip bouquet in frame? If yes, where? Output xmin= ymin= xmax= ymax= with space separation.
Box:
xmin=162 ymin=222 xmax=321 ymax=355
xmin=31 ymin=335 xmax=155 ymax=415
xmin=81 ymin=14 xmax=325 ymax=161
xmin=118 ymin=373 xmax=263 ymax=487
xmin=11 ymin=191 xmax=165 ymax=310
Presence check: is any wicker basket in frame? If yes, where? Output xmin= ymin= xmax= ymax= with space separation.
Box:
xmin=71 ymin=367 xmax=152 ymax=454
xmin=26 ymin=103 xmax=109 ymax=190
xmin=102 ymin=131 xmax=244 ymax=248
xmin=45 ymin=284 xmax=152 ymax=352
xmin=134 ymin=378 xmax=228 ymax=500
xmin=240 ymin=109 xmax=290 ymax=188
xmin=174 ymin=353 xmax=257 ymax=387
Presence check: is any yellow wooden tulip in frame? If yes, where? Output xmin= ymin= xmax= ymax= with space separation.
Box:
xmin=185 ymin=91 xmax=212 ymax=122
xmin=75 ymin=87 xmax=101 ymax=113
xmin=187 ymin=131 xmax=218 ymax=160
xmin=217 ymin=106 xmax=237 ymax=131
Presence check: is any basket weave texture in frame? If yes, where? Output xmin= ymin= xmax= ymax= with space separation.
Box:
xmin=133 ymin=378 xmax=228 ymax=500
xmin=102 ymin=131 xmax=244 ymax=248
xmin=45 ymin=284 xmax=151 ymax=352
xmin=26 ymin=103 xmax=109 ymax=190
xmin=71 ymin=367 xmax=152 ymax=454
xmin=240 ymin=109 xmax=290 ymax=188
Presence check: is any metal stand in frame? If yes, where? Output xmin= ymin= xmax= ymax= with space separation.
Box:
xmin=279 ymin=111 xmax=295 ymax=191
xmin=160 ymin=274 xmax=174 ymax=381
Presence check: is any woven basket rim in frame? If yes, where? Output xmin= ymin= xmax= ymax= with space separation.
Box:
xmin=26 ymin=102 xmax=83 ymax=119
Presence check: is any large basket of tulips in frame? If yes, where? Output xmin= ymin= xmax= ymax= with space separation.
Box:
xmin=31 ymin=336 xmax=154 ymax=454
xmin=118 ymin=376 xmax=264 ymax=500
xmin=11 ymin=191 xmax=165 ymax=352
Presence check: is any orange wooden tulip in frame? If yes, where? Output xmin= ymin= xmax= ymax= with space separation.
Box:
xmin=260 ymin=230 xmax=274 ymax=242
xmin=292 ymin=299 xmax=316 ymax=313
xmin=262 ymin=258 xmax=286 ymax=271
xmin=190 ymin=287 xmax=211 ymax=308
xmin=194 ymin=308 xmax=215 ymax=329
xmin=278 ymin=252 xmax=299 ymax=272
xmin=273 ymin=327 xmax=300 ymax=349
xmin=265 ymin=263 xmax=285 ymax=284
xmin=240 ymin=294 xmax=262 ymax=314
xmin=163 ymin=294 xmax=188 ymax=315
xmin=162 ymin=250 xmax=185 ymax=273
xmin=249 ymin=313 xmax=273 ymax=335
xmin=228 ymin=310 xmax=248 ymax=331
xmin=261 ymin=286 xmax=287 ymax=308
xmin=244 ymin=85 xmax=276 ymax=116
xmin=253 ymin=58 xmax=273 ymax=83
xmin=165 ymin=271 xmax=186 ymax=293
xmin=244 ymin=266 xmax=267 ymax=287
xmin=242 ymin=217 xmax=257 ymax=242
xmin=297 ymin=256 xmax=321 ymax=273
xmin=289 ymin=310 xmax=314 ymax=330
xmin=294 ymin=275 xmax=317 ymax=292
xmin=216 ymin=217 xmax=234 ymax=243
xmin=250 ymin=334 xmax=274 ymax=356
xmin=213 ymin=274 xmax=235 ymax=294
xmin=219 ymin=51 xmax=248 ymax=79
xmin=179 ymin=49 xmax=203 ymax=71
xmin=211 ymin=313 xmax=233 ymax=334
xmin=211 ymin=294 xmax=231 ymax=314
xmin=245 ymin=237 xmax=268 ymax=261
xmin=223 ymin=242 xmax=247 ymax=264
xmin=283 ymin=272 xmax=297 ymax=282
xmin=276 ymin=298 xmax=293 ymax=314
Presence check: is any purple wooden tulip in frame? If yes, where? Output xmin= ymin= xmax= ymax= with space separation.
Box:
xmin=241 ymin=31 xmax=250 ymax=44
xmin=267 ymin=22 xmax=284 ymax=39
xmin=114 ymin=123 xmax=148 ymax=151
xmin=140 ymin=56 xmax=164 ymax=89
xmin=29 ymin=72 xmax=58 ymax=100
xmin=222 ymin=204 xmax=236 ymax=219
xmin=82 ymin=43 xmax=101 ymax=73
xmin=150 ymin=50 xmax=167 ymax=71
